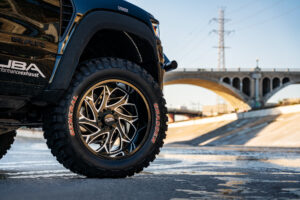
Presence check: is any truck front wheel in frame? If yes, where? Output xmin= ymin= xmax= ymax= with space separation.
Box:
xmin=43 ymin=58 xmax=168 ymax=178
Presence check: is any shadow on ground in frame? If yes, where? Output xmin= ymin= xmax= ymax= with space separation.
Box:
xmin=170 ymin=115 xmax=279 ymax=146
xmin=0 ymin=171 xmax=299 ymax=200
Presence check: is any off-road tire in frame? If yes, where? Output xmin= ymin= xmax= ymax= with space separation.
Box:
xmin=43 ymin=58 xmax=168 ymax=178
xmin=0 ymin=131 xmax=16 ymax=160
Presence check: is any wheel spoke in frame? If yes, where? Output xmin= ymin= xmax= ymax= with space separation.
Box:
xmin=116 ymin=123 xmax=133 ymax=143
xmin=115 ymin=103 xmax=138 ymax=121
xmin=110 ymin=151 xmax=125 ymax=158
xmin=79 ymin=114 xmax=98 ymax=130
xmin=106 ymin=88 xmax=129 ymax=110
xmin=119 ymin=116 xmax=138 ymax=125
xmin=108 ymin=128 xmax=122 ymax=153
xmin=84 ymin=97 xmax=98 ymax=120
xmin=83 ymin=129 xmax=109 ymax=145
xmin=98 ymin=86 xmax=110 ymax=112
xmin=96 ymin=143 xmax=109 ymax=154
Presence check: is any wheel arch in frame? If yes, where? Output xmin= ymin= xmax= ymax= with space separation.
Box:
xmin=48 ymin=10 xmax=162 ymax=91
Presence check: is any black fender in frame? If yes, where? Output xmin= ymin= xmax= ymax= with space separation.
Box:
xmin=48 ymin=10 xmax=160 ymax=91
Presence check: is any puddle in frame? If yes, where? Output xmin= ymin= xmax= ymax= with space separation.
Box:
xmin=159 ymin=154 xmax=237 ymax=162
xmin=264 ymin=158 xmax=300 ymax=168
xmin=282 ymin=188 xmax=300 ymax=197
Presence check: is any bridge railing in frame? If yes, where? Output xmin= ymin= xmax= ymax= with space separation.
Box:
xmin=174 ymin=68 xmax=300 ymax=72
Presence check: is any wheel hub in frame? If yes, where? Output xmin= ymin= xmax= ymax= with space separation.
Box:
xmin=103 ymin=113 xmax=116 ymax=126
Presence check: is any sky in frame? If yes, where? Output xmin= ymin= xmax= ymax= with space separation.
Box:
xmin=128 ymin=0 xmax=300 ymax=109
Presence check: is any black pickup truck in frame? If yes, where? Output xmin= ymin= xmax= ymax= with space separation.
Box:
xmin=0 ymin=0 xmax=177 ymax=178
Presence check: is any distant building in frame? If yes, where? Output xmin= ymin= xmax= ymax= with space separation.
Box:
xmin=279 ymin=98 xmax=300 ymax=106
xmin=167 ymin=107 xmax=202 ymax=123
xmin=202 ymin=104 xmax=234 ymax=117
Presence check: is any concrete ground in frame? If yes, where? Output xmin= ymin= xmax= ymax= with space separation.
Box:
xmin=0 ymin=139 xmax=299 ymax=199
xmin=166 ymin=112 xmax=300 ymax=147
xmin=0 ymin=112 xmax=300 ymax=199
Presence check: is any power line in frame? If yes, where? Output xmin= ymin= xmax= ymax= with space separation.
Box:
xmin=238 ymin=4 xmax=300 ymax=32
xmin=174 ymin=23 xmax=211 ymax=59
xmin=184 ymin=36 xmax=215 ymax=67
xmin=188 ymin=22 xmax=210 ymax=37
xmin=170 ymin=23 xmax=210 ymax=55
xmin=178 ymin=33 xmax=211 ymax=62
xmin=185 ymin=47 xmax=215 ymax=67
xmin=228 ymin=0 xmax=256 ymax=15
xmin=230 ymin=0 xmax=283 ymax=26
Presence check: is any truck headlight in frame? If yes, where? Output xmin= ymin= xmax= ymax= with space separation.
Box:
xmin=152 ymin=22 xmax=160 ymax=38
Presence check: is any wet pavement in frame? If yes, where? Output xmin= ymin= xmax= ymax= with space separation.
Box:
xmin=0 ymin=137 xmax=300 ymax=200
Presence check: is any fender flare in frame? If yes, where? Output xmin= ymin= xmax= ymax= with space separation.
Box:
xmin=48 ymin=10 xmax=159 ymax=90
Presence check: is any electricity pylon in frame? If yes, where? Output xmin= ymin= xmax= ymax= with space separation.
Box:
xmin=211 ymin=8 xmax=233 ymax=70
xmin=211 ymin=8 xmax=234 ymax=113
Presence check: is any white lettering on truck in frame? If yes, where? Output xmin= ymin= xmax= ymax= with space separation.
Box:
xmin=0 ymin=60 xmax=46 ymax=78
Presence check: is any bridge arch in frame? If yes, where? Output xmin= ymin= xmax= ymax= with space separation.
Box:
xmin=272 ymin=77 xmax=280 ymax=89
xmin=232 ymin=77 xmax=241 ymax=90
xmin=283 ymin=77 xmax=290 ymax=84
xmin=223 ymin=77 xmax=231 ymax=84
xmin=164 ymin=75 xmax=251 ymax=111
xmin=264 ymin=79 xmax=300 ymax=103
xmin=263 ymin=77 xmax=271 ymax=96
xmin=242 ymin=77 xmax=251 ymax=96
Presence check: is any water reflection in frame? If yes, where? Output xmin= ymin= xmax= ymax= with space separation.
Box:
xmin=148 ymin=146 xmax=300 ymax=199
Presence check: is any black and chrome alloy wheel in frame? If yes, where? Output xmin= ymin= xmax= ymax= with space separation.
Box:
xmin=76 ymin=80 xmax=150 ymax=159
xmin=43 ymin=58 xmax=168 ymax=178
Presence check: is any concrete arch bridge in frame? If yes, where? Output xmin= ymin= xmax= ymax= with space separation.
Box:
xmin=164 ymin=68 xmax=300 ymax=111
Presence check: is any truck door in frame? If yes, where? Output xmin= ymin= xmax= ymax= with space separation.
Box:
xmin=0 ymin=0 xmax=60 ymax=95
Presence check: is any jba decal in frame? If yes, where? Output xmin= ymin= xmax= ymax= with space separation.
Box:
xmin=0 ymin=60 xmax=46 ymax=78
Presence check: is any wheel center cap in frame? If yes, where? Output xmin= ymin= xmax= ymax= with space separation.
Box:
xmin=104 ymin=114 xmax=116 ymax=126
